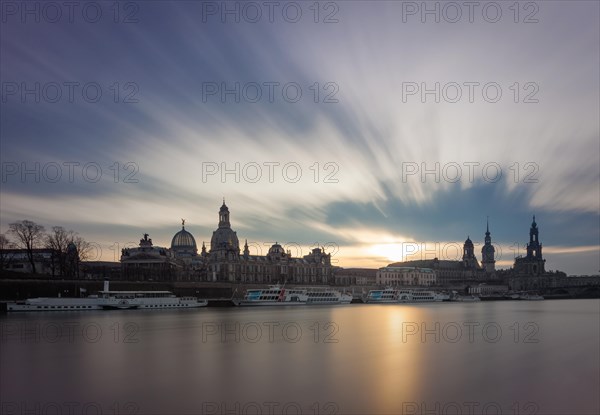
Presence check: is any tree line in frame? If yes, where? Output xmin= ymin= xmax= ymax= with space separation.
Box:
xmin=0 ymin=220 xmax=94 ymax=275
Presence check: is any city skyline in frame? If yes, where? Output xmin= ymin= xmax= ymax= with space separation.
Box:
xmin=2 ymin=200 xmax=595 ymax=275
xmin=1 ymin=3 xmax=599 ymax=415
xmin=1 ymin=2 xmax=598 ymax=274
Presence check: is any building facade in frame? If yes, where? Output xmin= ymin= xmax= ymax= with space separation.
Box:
xmin=386 ymin=221 xmax=500 ymax=285
xmin=513 ymin=216 xmax=546 ymax=276
xmin=507 ymin=216 xmax=565 ymax=290
xmin=333 ymin=268 xmax=377 ymax=285
xmin=0 ymin=249 xmax=57 ymax=275
xmin=119 ymin=202 xmax=334 ymax=284
xmin=204 ymin=201 xmax=334 ymax=284
xmin=120 ymin=234 xmax=183 ymax=281
xmin=376 ymin=266 xmax=437 ymax=286
xmin=0 ymin=246 xmax=80 ymax=277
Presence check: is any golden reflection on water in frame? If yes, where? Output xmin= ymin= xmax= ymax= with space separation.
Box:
xmin=297 ymin=304 xmax=429 ymax=412
xmin=2 ymin=301 xmax=599 ymax=414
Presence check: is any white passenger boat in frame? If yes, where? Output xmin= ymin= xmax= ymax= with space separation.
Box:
xmin=6 ymin=281 xmax=207 ymax=311
xmin=305 ymin=287 xmax=353 ymax=304
xmin=236 ymin=285 xmax=352 ymax=306
xmin=364 ymin=288 xmax=400 ymax=303
xmin=98 ymin=290 xmax=208 ymax=310
xmin=236 ymin=286 xmax=308 ymax=306
xmin=365 ymin=288 xmax=445 ymax=303
xmin=6 ymin=297 xmax=104 ymax=311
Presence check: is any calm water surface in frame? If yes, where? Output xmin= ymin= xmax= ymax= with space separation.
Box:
xmin=2 ymin=300 xmax=599 ymax=414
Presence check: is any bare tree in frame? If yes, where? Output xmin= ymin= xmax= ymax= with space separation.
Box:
xmin=73 ymin=236 xmax=94 ymax=262
xmin=45 ymin=227 xmax=95 ymax=278
xmin=8 ymin=220 xmax=46 ymax=274
xmin=45 ymin=226 xmax=75 ymax=276
xmin=0 ymin=233 xmax=16 ymax=271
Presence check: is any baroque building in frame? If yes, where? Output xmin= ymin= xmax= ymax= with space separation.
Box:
xmin=204 ymin=201 xmax=334 ymax=284
xmin=481 ymin=218 xmax=496 ymax=273
xmin=171 ymin=219 xmax=198 ymax=260
xmin=513 ymin=216 xmax=545 ymax=276
xmin=121 ymin=233 xmax=182 ymax=281
xmin=386 ymin=221 xmax=496 ymax=285
xmin=507 ymin=216 xmax=565 ymax=291
xmin=376 ymin=266 xmax=436 ymax=286
xmin=462 ymin=236 xmax=479 ymax=269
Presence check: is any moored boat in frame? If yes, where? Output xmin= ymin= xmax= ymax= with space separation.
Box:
xmin=365 ymin=288 xmax=445 ymax=304
xmin=235 ymin=285 xmax=352 ymax=306
xmin=6 ymin=281 xmax=208 ymax=311
xmin=6 ymin=297 xmax=104 ymax=312
xmin=304 ymin=287 xmax=353 ymax=304
xmin=235 ymin=286 xmax=308 ymax=306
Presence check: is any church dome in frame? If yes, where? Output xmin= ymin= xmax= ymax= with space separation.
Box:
xmin=464 ymin=236 xmax=473 ymax=245
xmin=268 ymin=243 xmax=285 ymax=255
xmin=210 ymin=227 xmax=239 ymax=250
xmin=267 ymin=242 xmax=288 ymax=261
xmin=171 ymin=225 xmax=197 ymax=251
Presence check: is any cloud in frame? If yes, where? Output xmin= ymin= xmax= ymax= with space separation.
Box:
xmin=1 ymin=1 xmax=598 ymax=274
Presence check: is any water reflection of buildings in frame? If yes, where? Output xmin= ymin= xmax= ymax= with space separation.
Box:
xmin=120 ymin=201 xmax=334 ymax=283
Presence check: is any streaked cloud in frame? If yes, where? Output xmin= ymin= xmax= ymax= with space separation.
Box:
xmin=1 ymin=1 xmax=598 ymax=274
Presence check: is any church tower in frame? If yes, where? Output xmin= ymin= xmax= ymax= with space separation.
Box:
xmin=209 ymin=200 xmax=240 ymax=281
xmin=513 ymin=215 xmax=546 ymax=276
xmin=243 ymin=239 xmax=250 ymax=258
xmin=218 ymin=198 xmax=231 ymax=228
xmin=481 ymin=218 xmax=496 ymax=273
xmin=462 ymin=236 xmax=478 ymax=269
xmin=526 ymin=215 xmax=543 ymax=259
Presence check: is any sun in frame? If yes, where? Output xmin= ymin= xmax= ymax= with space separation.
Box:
xmin=369 ymin=243 xmax=405 ymax=263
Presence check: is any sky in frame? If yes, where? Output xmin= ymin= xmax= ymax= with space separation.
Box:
xmin=1 ymin=1 xmax=599 ymax=274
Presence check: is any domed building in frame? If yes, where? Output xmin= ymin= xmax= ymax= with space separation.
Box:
xmin=171 ymin=219 xmax=198 ymax=260
xmin=209 ymin=200 xmax=240 ymax=262
xmin=267 ymin=242 xmax=288 ymax=261
xmin=386 ymin=224 xmax=491 ymax=286
xmin=121 ymin=201 xmax=334 ymax=284
xmin=205 ymin=200 xmax=333 ymax=284
xmin=121 ymin=233 xmax=182 ymax=281
xmin=462 ymin=235 xmax=479 ymax=269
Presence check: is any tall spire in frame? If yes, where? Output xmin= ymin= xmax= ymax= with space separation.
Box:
xmin=482 ymin=217 xmax=495 ymax=272
xmin=527 ymin=215 xmax=541 ymax=257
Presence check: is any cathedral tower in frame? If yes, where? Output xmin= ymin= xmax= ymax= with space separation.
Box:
xmin=481 ymin=218 xmax=496 ymax=273
xmin=462 ymin=236 xmax=478 ymax=269
xmin=514 ymin=215 xmax=546 ymax=276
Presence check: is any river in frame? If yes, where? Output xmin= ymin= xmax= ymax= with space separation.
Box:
xmin=1 ymin=300 xmax=598 ymax=414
